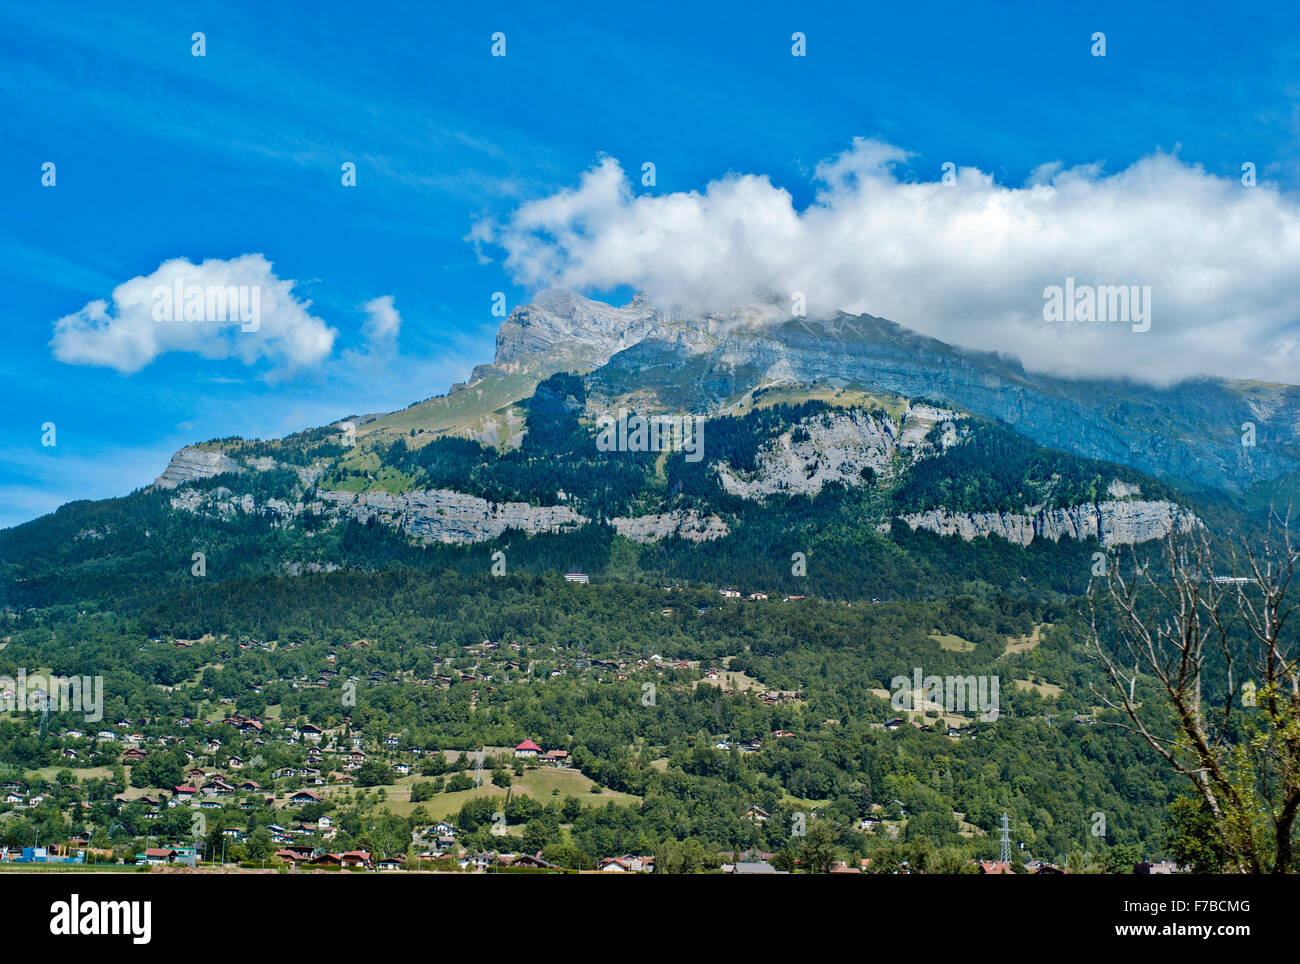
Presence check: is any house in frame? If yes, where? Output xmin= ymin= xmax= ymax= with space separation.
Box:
xmin=173 ymin=785 xmax=197 ymax=802
xmin=376 ymin=857 xmax=403 ymax=871
xmin=977 ymin=860 xmax=1014 ymax=874
xmin=597 ymin=855 xmax=654 ymax=872
xmin=541 ymin=749 xmax=569 ymax=765
xmin=141 ymin=848 xmax=179 ymax=865
xmin=745 ymin=805 xmax=770 ymax=823
xmin=514 ymin=740 xmax=542 ymax=759
xmin=731 ymin=861 xmax=781 ymax=874
xmin=563 ymin=572 xmax=589 ymax=583
xmin=340 ymin=850 xmax=371 ymax=868
xmin=301 ymin=724 xmax=324 ymax=744
xmin=289 ymin=790 xmax=324 ymax=805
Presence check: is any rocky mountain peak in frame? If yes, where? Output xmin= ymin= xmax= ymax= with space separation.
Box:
xmin=493 ymin=288 xmax=663 ymax=367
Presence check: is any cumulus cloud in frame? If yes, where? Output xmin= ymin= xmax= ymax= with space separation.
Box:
xmin=50 ymin=254 xmax=337 ymax=375
xmin=471 ymin=139 xmax=1300 ymax=384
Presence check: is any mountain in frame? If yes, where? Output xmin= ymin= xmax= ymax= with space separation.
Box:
xmin=352 ymin=290 xmax=1300 ymax=503
xmin=1 ymin=288 xmax=1289 ymax=610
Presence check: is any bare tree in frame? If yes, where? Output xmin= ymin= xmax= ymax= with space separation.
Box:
xmin=1085 ymin=510 xmax=1300 ymax=873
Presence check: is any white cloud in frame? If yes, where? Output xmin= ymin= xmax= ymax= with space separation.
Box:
xmin=49 ymin=254 xmax=337 ymax=375
xmin=473 ymin=139 xmax=1300 ymax=384
xmin=360 ymin=295 xmax=402 ymax=348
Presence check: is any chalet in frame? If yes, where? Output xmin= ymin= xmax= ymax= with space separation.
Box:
xmin=541 ymin=749 xmax=569 ymax=765
xmin=745 ymin=806 xmax=770 ymax=824
xmin=173 ymin=786 xmax=197 ymax=802
xmin=340 ymin=850 xmax=371 ymax=868
xmin=514 ymin=740 xmax=542 ymax=759
xmin=301 ymin=724 xmax=324 ymax=744
xmin=598 ymin=855 xmax=654 ymax=872
xmin=201 ymin=779 xmax=235 ymax=797
xmin=977 ymin=860 xmax=1014 ymax=874
xmin=289 ymin=790 xmax=324 ymax=805
xmin=310 ymin=852 xmax=343 ymax=866
xmin=141 ymin=848 xmax=179 ymax=865
xmin=392 ymin=763 xmax=411 ymax=776
xmin=121 ymin=748 xmax=146 ymax=763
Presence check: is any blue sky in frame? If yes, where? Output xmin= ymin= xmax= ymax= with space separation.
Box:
xmin=3 ymin=0 xmax=1298 ymax=528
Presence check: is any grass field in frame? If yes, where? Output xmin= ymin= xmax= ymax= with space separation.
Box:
xmin=1005 ymin=623 xmax=1050 ymax=655
xmin=931 ymin=632 xmax=975 ymax=652
xmin=332 ymin=766 xmax=640 ymax=820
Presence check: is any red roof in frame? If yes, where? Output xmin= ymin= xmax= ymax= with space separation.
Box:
xmin=174 ymin=785 xmax=197 ymax=793
xmin=515 ymin=740 xmax=542 ymax=752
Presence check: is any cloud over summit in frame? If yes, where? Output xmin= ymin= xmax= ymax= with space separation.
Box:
xmin=473 ymin=139 xmax=1300 ymax=385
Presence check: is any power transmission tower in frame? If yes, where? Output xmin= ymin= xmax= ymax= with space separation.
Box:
xmin=999 ymin=812 xmax=1011 ymax=864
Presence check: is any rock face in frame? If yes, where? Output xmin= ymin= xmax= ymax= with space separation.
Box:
xmin=153 ymin=447 xmax=244 ymax=490
xmin=493 ymin=289 xmax=662 ymax=368
xmin=315 ymin=489 xmax=587 ymax=544
xmin=609 ymin=510 xmax=729 ymax=543
xmin=717 ymin=407 xmax=957 ymax=501
xmin=900 ymin=500 xmax=1197 ymax=548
